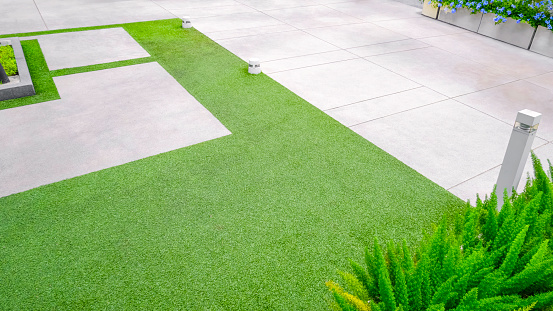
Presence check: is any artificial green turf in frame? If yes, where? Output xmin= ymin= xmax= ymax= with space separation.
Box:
xmin=50 ymin=56 xmax=154 ymax=77
xmin=0 ymin=19 xmax=466 ymax=310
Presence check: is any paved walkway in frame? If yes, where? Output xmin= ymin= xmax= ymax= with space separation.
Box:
xmin=0 ymin=28 xmax=230 ymax=197
xmin=1 ymin=0 xmax=552 ymax=202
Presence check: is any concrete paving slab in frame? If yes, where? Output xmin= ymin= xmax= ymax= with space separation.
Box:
xmin=35 ymin=0 xmax=174 ymax=30
xmin=163 ymin=3 xmax=256 ymax=19
xmin=216 ymin=31 xmax=340 ymax=63
xmin=0 ymin=0 xmax=47 ymax=35
xmin=0 ymin=62 xmax=230 ymax=198
xmin=449 ymin=142 xmax=553 ymax=203
xmin=263 ymin=5 xmax=364 ymax=30
xmin=152 ymin=0 xmax=240 ymax=10
xmin=192 ymin=11 xmax=284 ymax=33
xmin=367 ymin=47 xmax=517 ymax=97
xmin=305 ymin=22 xmax=409 ymax=49
xmin=455 ymin=80 xmax=553 ymax=142
xmin=36 ymin=28 xmax=150 ymax=70
xmin=326 ymin=87 xmax=447 ymax=126
xmin=526 ymin=72 xmax=553 ymax=91
xmin=373 ymin=16 xmax=468 ymax=38
xmin=205 ymin=25 xmax=297 ymax=40
xmin=268 ymin=58 xmax=420 ymax=110
xmin=421 ymin=32 xmax=553 ymax=79
xmin=326 ymin=0 xmax=423 ymax=22
xmin=350 ymin=99 xmax=549 ymax=190
xmin=262 ymin=50 xmax=359 ymax=74
xmin=234 ymin=0 xmax=322 ymax=11
xmin=347 ymin=39 xmax=429 ymax=57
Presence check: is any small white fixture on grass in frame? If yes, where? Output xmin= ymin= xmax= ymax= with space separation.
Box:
xmin=182 ymin=16 xmax=192 ymax=29
xmin=496 ymin=109 xmax=542 ymax=209
xmin=248 ymin=58 xmax=261 ymax=75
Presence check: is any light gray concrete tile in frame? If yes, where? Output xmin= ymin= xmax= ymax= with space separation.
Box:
xmin=37 ymin=0 xmax=174 ymax=30
xmin=0 ymin=62 xmax=230 ymax=198
xmin=455 ymin=80 xmax=553 ymax=142
xmin=373 ymin=16 xmax=468 ymax=38
xmin=263 ymin=5 xmax=364 ymax=29
xmin=234 ymin=0 xmax=321 ymax=10
xmin=350 ymin=99 xmax=549 ymax=190
xmin=216 ymin=31 xmax=340 ymax=62
xmin=326 ymin=0 xmax=423 ymax=22
xmin=193 ymin=11 xmax=284 ymax=33
xmin=164 ymin=3 xmax=256 ymax=19
xmin=367 ymin=47 xmax=517 ymax=97
xmin=268 ymin=58 xmax=420 ymax=110
xmin=36 ymin=28 xmax=150 ymax=70
xmin=526 ymin=72 xmax=553 ymax=91
xmin=152 ymin=0 xmax=239 ymax=10
xmin=326 ymin=87 xmax=447 ymax=126
xmin=449 ymin=143 xmax=553 ymax=204
xmin=0 ymin=0 xmax=48 ymax=35
xmin=305 ymin=22 xmax=409 ymax=49
xmin=205 ymin=24 xmax=297 ymax=40
xmin=347 ymin=39 xmax=429 ymax=57
xmin=262 ymin=50 xmax=359 ymax=73
xmin=420 ymin=32 xmax=553 ymax=79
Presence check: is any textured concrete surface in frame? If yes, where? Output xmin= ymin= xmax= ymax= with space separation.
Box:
xmin=35 ymin=0 xmax=174 ymax=30
xmin=270 ymin=58 xmax=420 ymax=110
xmin=0 ymin=62 xmax=230 ymax=197
xmin=350 ymin=100 xmax=548 ymax=190
xmin=36 ymin=28 xmax=150 ymax=70
xmin=2 ymin=0 xmax=553 ymax=202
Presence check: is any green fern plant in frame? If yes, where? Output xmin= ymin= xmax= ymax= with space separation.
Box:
xmin=326 ymin=152 xmax=553 ymax=311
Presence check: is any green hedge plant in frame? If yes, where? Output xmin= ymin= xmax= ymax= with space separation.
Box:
xmin=0 ymin=45 xmax=18 ymax=77
xmin=327 ymin=152 xmax=553 ymax=311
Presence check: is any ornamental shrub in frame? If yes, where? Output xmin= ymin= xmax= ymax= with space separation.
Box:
xmin=0 ymin=45 xmax=18 ymax=77
xmin=327 ymin=152 xmax=553 ymax=311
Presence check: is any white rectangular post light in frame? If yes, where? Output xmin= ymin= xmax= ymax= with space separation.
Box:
xmin=496 ymin=109 xmax=541 ymax=209
xmin=248 ymin=58 xmax=261 ymax=75
xmin=182 ymin=16 xmax=192 ymax=28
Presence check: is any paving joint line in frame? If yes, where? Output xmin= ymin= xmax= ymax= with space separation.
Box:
xmin=148 ymin=0 xmax=179 ymax=19
xmin=354 ymin=45 xmax=431 ymax=57
xmin=323 ymin=86 xmax=425 ymax=111
xmin=446 ymin=164 xmax=501 ymax=192
xmin=211 ymin=29 xmax=298 ymax=42
xmin=346 ymin=96 xmax=452 ymax=128
xmin=32 ymin=0 xmax=49 ymax=31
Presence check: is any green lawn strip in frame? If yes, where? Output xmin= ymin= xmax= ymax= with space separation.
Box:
xmin=0 ymin=19 xmax=466 ymax=310
xmin=50 ymin=57 xmax=154 ymax=77
xmin=0 ymin=40 xmax=59 ymax=110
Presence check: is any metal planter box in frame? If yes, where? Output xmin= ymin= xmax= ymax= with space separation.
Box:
xmin=477 ymin=14 xmax=537 ymax=49
xmin=438 ymin=7 xmax=483 ymax=32
xmin=422 ymin=0 xmax=439 ymax=18
xmin=530 ymin=26 xmax=553 ymax=58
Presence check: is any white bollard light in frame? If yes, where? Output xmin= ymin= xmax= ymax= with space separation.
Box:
xmin=248 ymin=58 xmax=261 ymax=75
xmin=182 ymin=16 xmax=192 ymax=28
xmin=496 ymin=109 xmax=542 ymax=209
